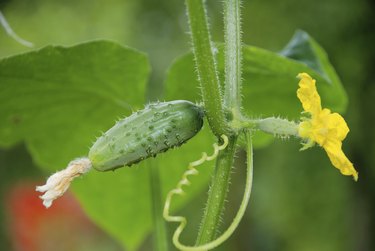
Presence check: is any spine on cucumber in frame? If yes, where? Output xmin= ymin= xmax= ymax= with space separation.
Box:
xmin=89 ymin=100 xmax=204 ymax=171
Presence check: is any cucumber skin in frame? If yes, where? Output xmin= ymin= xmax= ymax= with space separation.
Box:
xmin=89 ymin=100 xmax=204 ymax=171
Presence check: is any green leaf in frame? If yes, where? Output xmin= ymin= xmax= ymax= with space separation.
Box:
xmin=280 ymin=30 xmax=336 ymax=81
xmin=0 ymin=40 xmax=218 ymax=250
xmin=0 ymin=40 xmax=151 ymax=250
xmin=165 ymin=31 xmax=347 ymax=147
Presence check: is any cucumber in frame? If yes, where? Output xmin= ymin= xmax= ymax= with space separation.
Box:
xmin=89 ymin=100 xmax=204 ymax=171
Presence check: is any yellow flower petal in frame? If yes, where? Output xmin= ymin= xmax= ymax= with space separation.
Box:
xmin=324 ymin=141 xmax=358 ymax=181
xmin=296 ymin=72 xmax=358 ymax=181
xmin=325 ymin=112 xmax=349 ymax=141
xmin=297 ymin=73 xmax=322 ymax=115
xmin=308 ymin=109 xmax=349 ymax=147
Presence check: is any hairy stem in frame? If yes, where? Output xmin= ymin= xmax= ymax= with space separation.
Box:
xmin=196 ymin=136 xmax=238 ymax=244
xmin=224 ymin=0 xmax=242 ymax=115
xmin=184 ymin=0 xmax=246 ymax=247
xmin=185 ymin=0 xmax=228 ymax=136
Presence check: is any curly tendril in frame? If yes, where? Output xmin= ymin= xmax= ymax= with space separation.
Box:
xmin=0 ymin=11 xmax=34 ymax=47
xmin=163 ymin=132 xmax=254 ymax=251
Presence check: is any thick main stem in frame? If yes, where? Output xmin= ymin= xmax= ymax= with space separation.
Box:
xmin=186 ymin=0 xmax=243 ymax=246
xmin=185 ymin=0 xmax=228 ymax=136
xmin=196 ymin=136 xmax=238 ymax=244
xmin=224 ymin=0 xmax=242 ymax=114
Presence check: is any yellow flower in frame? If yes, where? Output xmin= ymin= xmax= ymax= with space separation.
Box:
xmin=297 ymin=73 xmax=358 ymax=181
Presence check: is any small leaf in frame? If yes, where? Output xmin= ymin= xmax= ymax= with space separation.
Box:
xmin=279 ymin=30 xmax=347 ymax=112
xmin=280 ymin=30 xmax=333 ymax=80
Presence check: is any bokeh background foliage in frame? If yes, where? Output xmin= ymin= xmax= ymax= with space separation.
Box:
xmin=0 ymin=0 xmax=374 ymax=250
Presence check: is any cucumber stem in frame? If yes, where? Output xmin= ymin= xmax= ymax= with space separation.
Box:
xmin=224 ymin=0 xmax=242 ymax=115
xmin=185 ymin=0 xmax=228 ymax=137
xmin=196 ymin=135 xmax=238 ymax=244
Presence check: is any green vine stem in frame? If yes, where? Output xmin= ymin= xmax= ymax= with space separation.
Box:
xmin=196 ymin=136 xmax=237 ymax=244
xmin=185 ymin=0 xmax=228 ymax=137
xmin=148 ymin=160 xmax=169 ymax=251
xmin=224 ymin=0 xmax=242 ymax=115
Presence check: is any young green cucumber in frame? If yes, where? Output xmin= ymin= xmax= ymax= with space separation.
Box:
xmin=89 ymin=100 xmax=204 ymax=171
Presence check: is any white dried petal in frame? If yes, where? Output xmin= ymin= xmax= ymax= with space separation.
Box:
xmin=36 ymin=157 xmax=92 ymax=208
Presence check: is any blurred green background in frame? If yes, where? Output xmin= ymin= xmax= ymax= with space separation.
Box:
xmin=0 ymin=0 xmax=374 ymax=250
